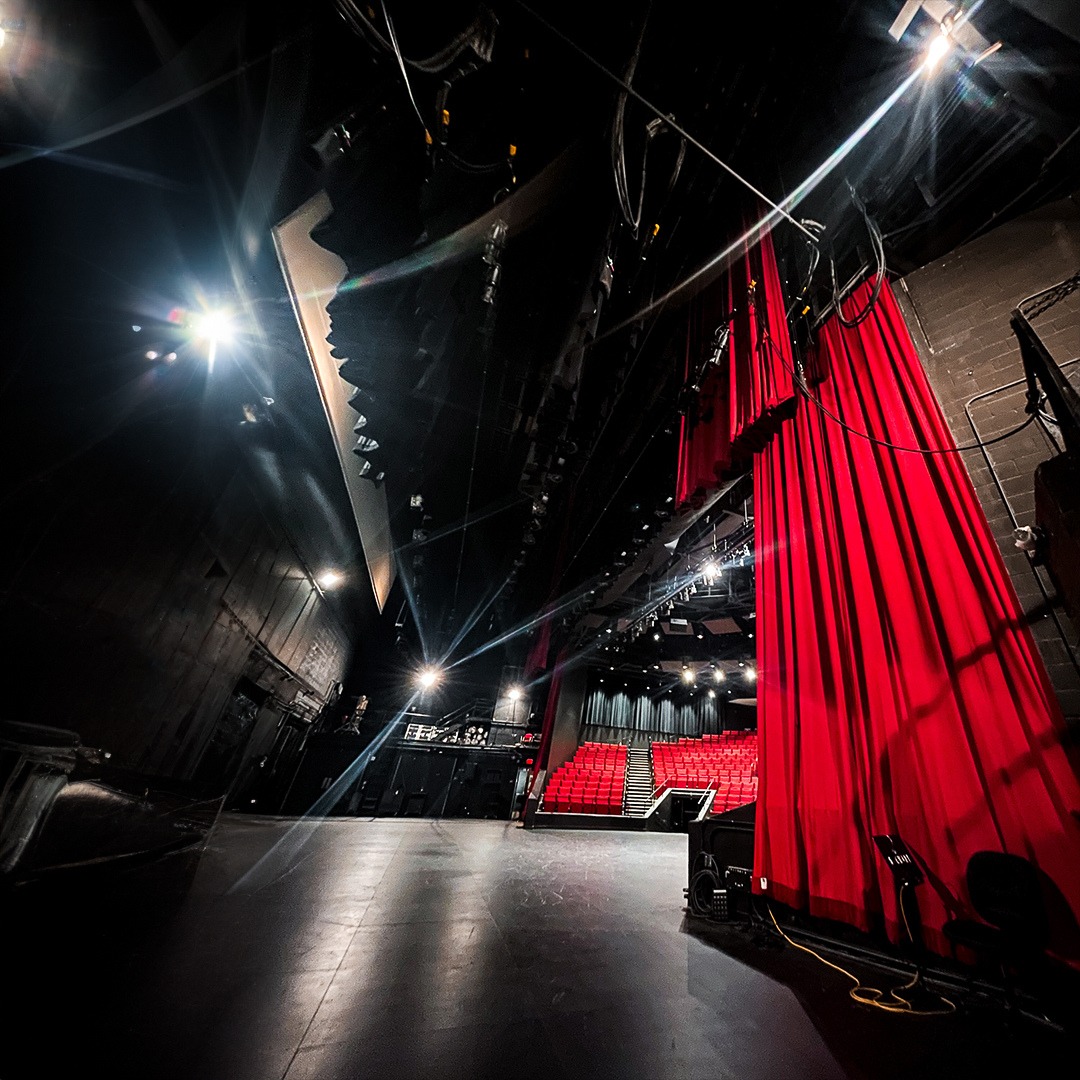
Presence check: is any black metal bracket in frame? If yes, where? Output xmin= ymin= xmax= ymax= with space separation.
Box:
xmin=1011 ymin=271 xmax=1080 ymax=458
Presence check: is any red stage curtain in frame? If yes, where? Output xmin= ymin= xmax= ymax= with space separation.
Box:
xmin=753 ymin=278 xmax=1080 ymax=961
xmin=675 ymin=231 xmax=796 ymax=505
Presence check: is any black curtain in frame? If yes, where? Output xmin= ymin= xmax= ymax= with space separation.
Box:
xmin=582 ymin=688 xmax=721 ymax=737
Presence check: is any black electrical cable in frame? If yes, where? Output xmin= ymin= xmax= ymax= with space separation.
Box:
xmin=764 ymin=332 xmax=1039 ymax=455
xmin=514 ymin=0 xmax=818 ymax=244
xmin=611 ymin=5 xmax=653 ymax=236
xmin=687 ymin=852 xmax=723 ymax=917
xmin=358 ymin=2 xmax=515 ymax=174
xmin=963 ymin=361 xmax=1080 ymax=677
xmin=664 ymin=137 xmax=687 ymax=203
xmin=786 ymin=231 xmax=822 ymax=319
xmin=1035 ymin=411 xmax=1063 ymax=455
xmin=436 ymin=142 xmax=512 ymax=175
xmin=336 ymin=0 xmax=494 ymax=74
xmin=831 ymin=184 xmax=885 ymax=328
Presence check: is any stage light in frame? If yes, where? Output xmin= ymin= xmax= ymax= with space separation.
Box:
xmin=316 ymin=569 xmax=343 ymax=590
xmin=702 ymin=559 xmax=719 ymax=580
xmin=972 ymin=41 xmax=1002 ymax=66
xmin=924 ymin=26 xmax=952 ymax=72
xmin=745 ymin=667 xmax=757 ymax=682
xmin=507 ymin=686 xmax=523 ymax=701
xmin=145 ymin=350 xmax=159 ymax=360
xmin=682 ymin=669 xmax=695 ymax=684
xmin=708 ymin=689 xmax=716 ymax=699
xmin=653 ymin=632 xmax=661 ymax=641
xmin=714 ymin=670 xmax=725 ymax=683
xmin=417 ymin=667 xmax=442 ymax=690
xmin=194 ymin=309 xmax=235 ymax=344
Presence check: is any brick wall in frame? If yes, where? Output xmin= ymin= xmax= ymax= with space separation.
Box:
xmin=895 ymin=193 xmax=1080 ymax=719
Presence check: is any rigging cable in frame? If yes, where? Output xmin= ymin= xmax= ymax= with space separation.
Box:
xmin=611 ymin=4 xmax=653 ymax=235
xmin=337 ymin=0 xmax=494 ymax=74
xmin=380 ymin=0 xmax=430 ymax=138
xmin=360 ymin=2 xmax=513 ymax=174
xmin=514 ymin=0 xmax=818 ymax=244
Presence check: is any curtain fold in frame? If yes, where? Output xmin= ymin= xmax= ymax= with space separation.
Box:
xmin=753 ymin=278 xmax=1080 ymax=961
xmin=676 ymin=231 xmax=796 ymax=505
xmin=581 ymin=687 xmax=721 ymax=736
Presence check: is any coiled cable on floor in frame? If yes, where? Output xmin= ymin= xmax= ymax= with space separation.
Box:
xmin=766 ymin=905 xmax=955 ymax=1016
xmin=687 ymin=852 xmax=723 ymax=917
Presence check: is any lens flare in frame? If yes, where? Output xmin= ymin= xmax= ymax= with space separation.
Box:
xmin=194 ymin=309 xmax=235 ymax=343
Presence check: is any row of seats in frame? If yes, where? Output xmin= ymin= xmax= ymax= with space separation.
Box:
xmin=541 ymin=733 xmax=758 ymax=817
xmin=542 ymin=742 xmax=627 ymax=815
xmin=652 ymin=733 xmax=758 ymax=815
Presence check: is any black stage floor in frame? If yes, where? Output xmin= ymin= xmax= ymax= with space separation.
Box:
xmin=3 ymin=817 xmax=1075 ymax=1079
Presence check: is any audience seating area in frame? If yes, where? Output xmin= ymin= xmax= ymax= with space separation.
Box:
xmin=541 ymin=742 xmax=627 ymax=814
xmin=651 ymin=732 xmax=758 ymax=814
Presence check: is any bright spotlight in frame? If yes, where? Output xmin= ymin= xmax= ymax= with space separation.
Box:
xmin=707 ymin=689 xmax=716 ymax=699
xmin=507 ymin=686 xmax=523 ymax=701
xmin=418 ymin=667 xmax=441 ymax=690
xmin=194 ymin=309 xmax=236 ymax=344
xmin=316 ymin=569 xmax=343 ymax=590
xmin=681 ymin=669 xmax=695 ymax=684
xmin=745 ymin=667 xmax=757 ymax=682
xmin=924 ymin=28 xmax=952 ymax=72
xmin=702 ymin=560 xmax=720 ymax=581
xmin=714 ymin=669 xmax=725 ymax=683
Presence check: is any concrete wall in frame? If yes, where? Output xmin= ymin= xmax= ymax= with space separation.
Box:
xmin=895 ymin=193 xmax=1080 ymax=719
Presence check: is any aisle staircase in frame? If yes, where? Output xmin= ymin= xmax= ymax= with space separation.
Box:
xmin=622 ymin=746 xmax=654 ymax=817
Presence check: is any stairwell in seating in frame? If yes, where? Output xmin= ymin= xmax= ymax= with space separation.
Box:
xmin=622 ymin=745 xmax=654 ymax=817
xmin=651 ymin=732 xmax=758 ymax=814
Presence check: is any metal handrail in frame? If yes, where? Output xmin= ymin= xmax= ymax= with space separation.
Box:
xmin=650 ymin=770 xmax=728 ymax=804
xmin=433 ymin=698 xmax=496 ymax=727
xmin=1013 ymin=272 xmax=1080 ymax=457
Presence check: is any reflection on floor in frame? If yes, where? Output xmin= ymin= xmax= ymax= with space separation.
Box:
xmin=3 ymin=818 xmax=1073 ymax=1079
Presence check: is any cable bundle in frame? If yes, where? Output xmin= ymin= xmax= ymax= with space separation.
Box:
xmin=830 ymin=182 xmax=886 ymax=327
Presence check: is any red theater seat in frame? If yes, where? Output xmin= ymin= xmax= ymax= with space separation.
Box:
xmin=649 ymin=733 xmax=758 ymax=814
xmin=542 ymin=741 xmax=629 ymax=813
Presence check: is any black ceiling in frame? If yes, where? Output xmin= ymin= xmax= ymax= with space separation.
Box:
xmin=4 ymin=1 xmax=1077 ymax=704
xmin=298 ymin=0 xmax=1080 ymax=694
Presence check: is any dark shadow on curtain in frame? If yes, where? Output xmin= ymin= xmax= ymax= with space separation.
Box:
xmin=752 ymin=278 xmax=1080 ymax=968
